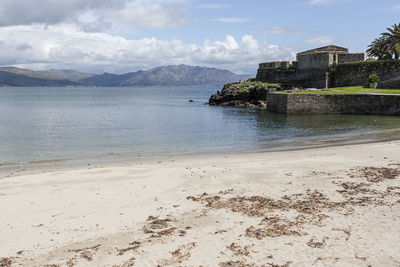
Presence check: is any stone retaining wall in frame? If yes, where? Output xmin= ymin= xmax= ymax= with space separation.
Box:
xmin=378 ymin=77 xmax=400 ymax=89
xmin=256 ymin=69 xmax=326 ymax=88
xmin=257 ymin=60 xmax=400 ymax=89
xmin=331 ymin=60 xmax=400 ymax=87
xmin=267 ymin=93 xmax=400 ymax=115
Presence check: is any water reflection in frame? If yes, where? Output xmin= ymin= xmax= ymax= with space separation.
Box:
xmin=218 ymin=107 xmax=400 ymax=149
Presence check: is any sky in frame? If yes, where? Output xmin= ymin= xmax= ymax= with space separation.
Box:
xmin=0 ymin=0 xmax=399 ymax=74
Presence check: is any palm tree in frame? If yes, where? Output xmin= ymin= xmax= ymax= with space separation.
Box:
xmin=366 ymin=36 xmax=387 ymax=60
xmin=381 ymin=23 xmax=400 ymax=60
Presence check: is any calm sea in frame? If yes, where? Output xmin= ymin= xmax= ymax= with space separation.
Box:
xmin=1 ymin=86 xmax=400 ymax=164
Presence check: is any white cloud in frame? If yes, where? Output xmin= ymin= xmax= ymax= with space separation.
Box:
xmin=308 ymin=0 xmax=333 ymax=4
xmin=214 ymin=18 xmax=253 ymax=23
xmin=0 ymin=25 xmax=294 ymax=74
xmin=0 ymin=0 xmax=188 ymax=29
xmin=198 ymin=4 xmax=228 ymax=9
xmin=263 ymin=26 xmax=303 ymax=35
xmin=105 ymin=1 xmax=188 ymax=28
xmin=192 ymin=35 xmax=294 ymax=72
xmin=0 ymin=0 xmax=125 ymax=27
xmin=306 ymin=35 xmax=335 ymax=45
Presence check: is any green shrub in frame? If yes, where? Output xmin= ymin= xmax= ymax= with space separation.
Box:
xmin=368 ymin=74 xmax=380 ymax=84
xmin=382 ymin=53 xmax=393 ymax=60
xmin=366 ymin=57 xmax=376 ymax=62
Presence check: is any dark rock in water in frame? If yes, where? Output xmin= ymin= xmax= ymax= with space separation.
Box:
xmin=188 ymin=99 xmax=194 ymax=102
xmin=208 ymin=81 xmax=280 ymax=109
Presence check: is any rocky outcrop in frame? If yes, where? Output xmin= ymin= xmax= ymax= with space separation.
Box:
xmin=208 ymin=82 xmax=280 ymax=109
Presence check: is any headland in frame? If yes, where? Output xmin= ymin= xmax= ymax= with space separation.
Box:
xmin=209 ymin=45 xmax=400 ymax=114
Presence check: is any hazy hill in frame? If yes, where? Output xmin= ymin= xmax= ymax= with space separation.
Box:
xmin=0 ymin=67 xmax=94 ymax=82
xmin=80 ymin=65 xmax=244 ymax=86
xmin=0 ymin=65 xmax=249 ymax=87
xmin=37 ymin=69 xmax=94 ymax=82
xmin=0 ymin=70 xmax=77 ymax=87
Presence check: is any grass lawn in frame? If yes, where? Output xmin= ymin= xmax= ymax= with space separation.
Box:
xmin=280 ymin=86 xmax=400 ymax=95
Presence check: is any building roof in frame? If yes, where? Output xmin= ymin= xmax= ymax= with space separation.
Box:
xmin=297 ymin=45 xmax=349 ymax=56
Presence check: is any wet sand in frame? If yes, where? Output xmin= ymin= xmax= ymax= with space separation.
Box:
xmin=1 ymin=140 xmax=400 ymax=266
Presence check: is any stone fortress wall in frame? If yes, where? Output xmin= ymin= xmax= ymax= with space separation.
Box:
xmin=256 ymin=45 xmax=367 ymax=88
xmin=338 ymin=53 xmax=365 ymax=64
xmin=330 ymin=60 xmax=400 ymax=87
xmin=267 ymin=93 xmax=400 ymax=115
xmin=297 ymin=53 xmax=331 ymax=70
xmin=257 ymin=68 xmax=327 ymax=88
xmin=257 ymin=60 xmax=400 ymax=89
xmin=254 ymin=45 xmax=400 ymax=115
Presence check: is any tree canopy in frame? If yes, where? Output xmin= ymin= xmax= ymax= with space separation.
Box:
xmin=367 ymin=23 xmax=400 ymax=60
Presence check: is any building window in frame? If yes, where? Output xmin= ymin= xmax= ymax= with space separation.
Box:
xmin=333 ymin=54 xmax=337 ymax=63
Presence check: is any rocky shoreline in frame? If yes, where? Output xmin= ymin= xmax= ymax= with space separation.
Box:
xmin=208 ymin=81 xmax=280 ymax=109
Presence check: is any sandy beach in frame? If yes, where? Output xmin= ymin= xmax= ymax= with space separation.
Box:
xmin=1 ymin=141 xmax=400 ymax=266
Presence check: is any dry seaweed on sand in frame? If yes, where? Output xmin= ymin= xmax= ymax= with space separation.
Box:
xmin=219 ymin=260 xmax=254 ymax=267
xmin=113 ymin=257 xmax=136 ymax=267
xmin=145 ymin=216 xmax=172 ymax=230
xmin=227 ymin=243 xmax=251 ymax=257
xmin=336 ymin=182 xmax=372 ymax=195
xmin=332 ymin=227 xmax=351 ymax=241
xmin=188 ymin=165 xmax=400 ymax=215
xmin=142 ymin=216 xmax=178 ymax=237
xmin=0 ymin=258 xmax=13 ymax=267
xmin=79 ymin=250 xmax=93 ymax=261
xmin=66 ymin=258 xmax=75 ymax=267
xmin=117 ymin=242 xmax=141 ymax=256
xmin=354 ymin=254 xmax=368 ymax=261
xmin=246 ymin=216 xmax=303 ymax=239
xmin=266 ymin=262 xmax=292 ymax=267
xmin=351 ymin=167 xmax=400 ymax=183
xmin=62 ymin=244 xmax=101 ymax=265
xmin=218 ymin=261 xmax=292 ymax=267
xmin=187 ymin=190 xmax=340 ymax=218
xmin=306 ymin=237 xmax=328 ymax=248
xmin=66 ymin=244 xmax=101 ymax=253
xmin=158 ymin=242 xmax=196 ymax=265
xmin=142 ymin=215 xmax=191 ymax=238
xmin=187 ymin=165 xmax=400 ymax=241
xmin=187 ymin=190 xmax=342 ymax=239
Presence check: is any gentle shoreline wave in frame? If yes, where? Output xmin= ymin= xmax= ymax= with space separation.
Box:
xmin=2 ymin=128 xmax=400 ymax=179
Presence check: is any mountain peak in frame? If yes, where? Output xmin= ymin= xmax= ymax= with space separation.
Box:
xmin=81 ymin=65 xmax=245 ymax=87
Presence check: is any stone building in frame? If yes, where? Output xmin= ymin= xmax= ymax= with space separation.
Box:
xmin=258 ymin=45 xmax=364 ymax=72
xmin=256 ymin=45 xmax=365 ymax=88
xmin=259 ymin=45 xmax=364 ymax=70
xmin=296 ymin=45 xmax=364 ymax=70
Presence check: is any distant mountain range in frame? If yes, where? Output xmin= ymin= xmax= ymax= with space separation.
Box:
xmin=0 ymin=65 xmax=250 ymax=87
xmin=0 ymin=69 xmax=77 ymax=87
